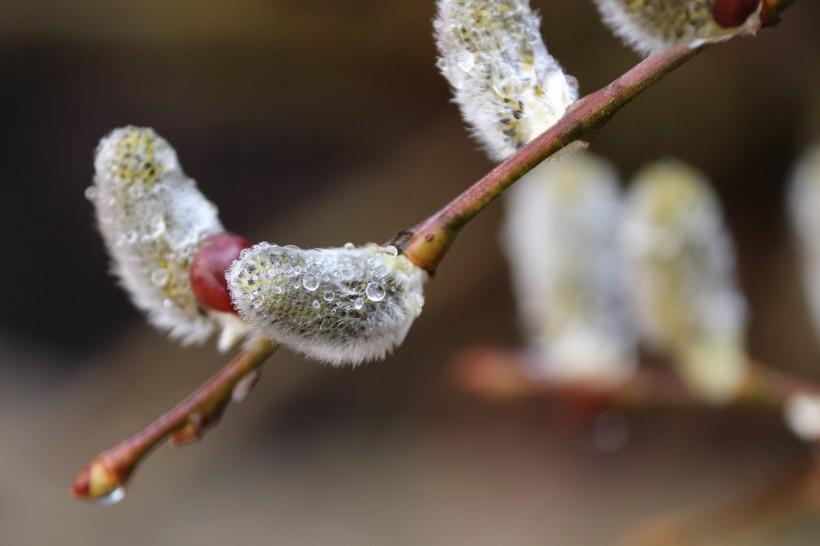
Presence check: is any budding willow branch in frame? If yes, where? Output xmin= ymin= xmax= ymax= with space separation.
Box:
xmin=398 ymin=0 xmax=795 ymax=273
xmin=72 ymin=0 xmax=798 ymax=504
xmin=396 ymin=44 xmax=701 ymax=271
xmin=72 ymin=337 xmax=278 ymax=502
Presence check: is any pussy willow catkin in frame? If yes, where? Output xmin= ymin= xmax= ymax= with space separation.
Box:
xmin=789 ymin=144 xmax=820 ymax=345
xmin=434 ymin=0 xmax=578 ymax=161
xmin=90 ymin=126 xmax=248 ymax=350
xmin=228 ymin=243 xmax=427 ymax=365
xmin=502 ymin=152 xmax=636 ymax=387
xmin=622 ymin=160 xmax=747 ymax=402
xmin=593 ymin=0 xmax=762 ymax=56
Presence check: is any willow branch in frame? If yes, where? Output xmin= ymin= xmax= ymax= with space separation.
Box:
xmin=71 ymin=336 xmax=278 ymax=503
xmin=396 ymin=0 xmax=796 ymax=273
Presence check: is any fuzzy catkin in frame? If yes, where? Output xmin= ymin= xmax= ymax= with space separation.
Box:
xmin=228 ymin=243 xmax=427 ymax=366
xmin=593 ymin=0 xmax=761 ymax=56
xmin=784 ymin=392 xmax=820 ymax=442
xmin=502 ymin=153 xmax=636 ymax=387
xmin=789 ymin=145 xmax=820 ymax=344
xmin=90 ymin=126 xmax=248 ymax=350
xmin=434 ymin=0 xmax=578 ymax=161
xmin=622 ymin=160 xmax=747 ymax=402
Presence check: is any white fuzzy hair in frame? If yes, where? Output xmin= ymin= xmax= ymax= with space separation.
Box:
xmin=434 ymin=0 xmax=578 ymax=161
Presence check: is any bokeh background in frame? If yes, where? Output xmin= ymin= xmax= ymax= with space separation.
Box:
xmin=2 ymin=1 xmax=820 ymax=544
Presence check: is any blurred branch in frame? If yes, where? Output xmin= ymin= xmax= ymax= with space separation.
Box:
xmin=452 ymin=345 xmax=820 ymax=542
xmin=623 ymin=455 xmax=820 ymax=546
xmin=451 ymin=346 xmax=820 ymax=412
xmin=72 ymin=336 xmax=278 ymax=503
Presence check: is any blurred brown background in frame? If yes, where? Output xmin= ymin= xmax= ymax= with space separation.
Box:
xmin=2 ymin=1 xmax=820 ymax=544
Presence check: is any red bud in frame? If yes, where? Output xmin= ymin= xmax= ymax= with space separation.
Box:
xmin=711 ymin=0 xmax=760 ymax=29
xmin=190 ymin=232 xmax=252 ymax=313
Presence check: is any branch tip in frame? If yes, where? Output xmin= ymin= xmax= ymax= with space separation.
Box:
xmin=71 ymin=336 xmax=278 ymax=504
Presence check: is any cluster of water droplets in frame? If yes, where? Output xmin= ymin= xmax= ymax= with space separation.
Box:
xmin=91 ymin=126 xmax=246 ymax=349
xmin=228 ymin=242 xmax=427 ymax=365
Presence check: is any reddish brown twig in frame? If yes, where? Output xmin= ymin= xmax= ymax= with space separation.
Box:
xmin=71 ymin=336 xmax=278 ymax=503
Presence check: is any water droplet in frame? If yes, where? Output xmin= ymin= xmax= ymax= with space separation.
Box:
xmin=457 ymin=50 xmax=475 ymax=72
xmin=93 ymin=486 xmax=126 ymax=506
xmin=128 ymin=185 xmax=143 ymax=199
xmin=302 ymin=276 xmax=319 ymax=291
xmin=365 ymin=282 xmax=385 ymax=302
xmin=293 ymin=266 xmax=303 ymax=276
xmin=273 ymin=285 xmax=283 ymax=295
xmin=343 ymin=242 xmax=355 ymax=250
xmin=323 ymin=290 xmax=335 ymax=302
xmin=354 ymin=298 xmax=365 ymax=310
xmin=150 ymin=268 xmax=169 ymax=287
xmin=250 ymin=290 xmax=264 ymax=310
xmin=232 ymin=369 xmax=260 ymax=403
xmin=383 ymin=245 xmax=398 ymax=257
xmin=84 ymin=186 xmax=97 ymax=201
xmin=312 ymin=300 xmax=320 ymax=309
xmin=146 ymin=215 xmax=166 ymax=239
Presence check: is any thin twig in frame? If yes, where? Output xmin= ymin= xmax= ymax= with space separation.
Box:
xmin=71 ymin=336 xmax=278 ymax=503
